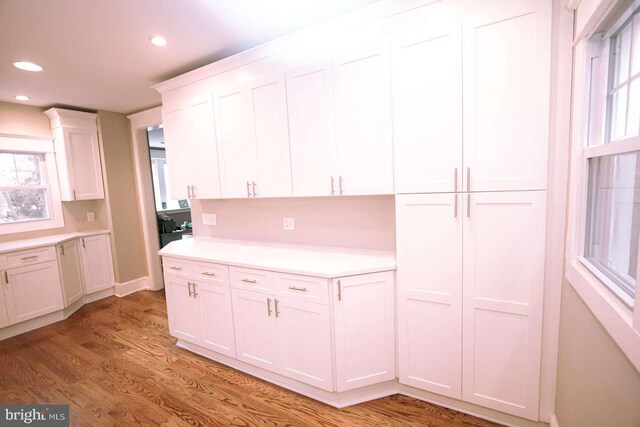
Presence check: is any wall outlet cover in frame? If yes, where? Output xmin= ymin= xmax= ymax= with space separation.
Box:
xmin=203 ymin=213 xmax=217 ymax=226
xmin=283 ymin=217 xmax=295 ymax=231
xmin=86 ymin=211 xmax=95 ymax=222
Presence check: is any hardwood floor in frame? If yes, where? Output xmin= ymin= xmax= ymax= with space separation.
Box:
xmin=0 ymin=291 xmax=502 ymax=426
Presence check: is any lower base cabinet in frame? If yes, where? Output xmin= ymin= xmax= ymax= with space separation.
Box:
xmin=80 ymin=234 xmax=115 ymax=294
xmin=57 ymin=239 xmax=84 ymax=306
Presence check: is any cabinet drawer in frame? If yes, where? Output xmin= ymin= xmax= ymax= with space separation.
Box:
xmin=163 ymin=257 xmax=192 ymax=278
xmin=193 ymin=262 xmax=229 ymax=286
xmin=275 ymin=274 xmax=328 ymax=304
xmin=230 ymin=267 xmax=274 ymax=294
xmin=0 ymin=246 xmax=56 ymax=269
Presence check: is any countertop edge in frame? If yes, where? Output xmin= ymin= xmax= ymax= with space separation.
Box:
xmin=0 ymin=230 xmax=111 ymax=254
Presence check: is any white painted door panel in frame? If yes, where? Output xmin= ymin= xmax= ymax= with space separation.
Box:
xmin=198 ymin=282 xmax=236 ymax=358
xmin=248 ymin=75 xmax=293 ymax=197
xmin=58 ymin=240 xmax=84 ymax=307
xmin=333 ymin=271 xmax=395 ymax=392
xmin=463 ymin=0 xmax=551 ymax=191
xmin=462 ymin=191 xmax=546 ymax=420
xmin=275 ymin=296 xmax=333 ymax=391
xmin=215 ymin=86 xmax=255 ymax=198
xmin=334 ymin=43 xmax=393 ymax=195
xmin=162 ymin=106 xmax=191 ymax=200
xmin=286 ymin=62 xmax=336 ymax=197
xmin=4 ymin=261 xmax=63 ymax=324
xmin=165 ymin=276 xmax=200 ymax=343
xmin=396 ymin=194 xmax=462 ymax=398
xmin=64 ymin=127 xmax=104 ymax=200
xmin=80 ymin=235 xmax=114 ymax=294
xmin=190 ymin=97 xmax=222 ymax=199
xmin=393 ymin=21 xmax=462 ymax=193
xmin=0 ymin=284 xmax=8 ymax=328
xmin=231 ymin=288 xmax=278 ymax=371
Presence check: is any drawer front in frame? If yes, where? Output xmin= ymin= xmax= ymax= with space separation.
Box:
xmin=230 ymin=267 xmax=274 ymax=294
xmin=275 ymin=273 xmax=329 ymax=304
xmin=194 ymin=262 xmax=230 ymax=286
xmin=1 ymin=246 xmax=56 ymax=269
xmin=163 ymin=257 xmax=192 ymax=278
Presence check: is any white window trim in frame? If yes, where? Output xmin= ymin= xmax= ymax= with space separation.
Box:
xmin=0 ymin=134 xmax=65 ymax=234
xmin=566 ymin=9 xmax=640 ymax=373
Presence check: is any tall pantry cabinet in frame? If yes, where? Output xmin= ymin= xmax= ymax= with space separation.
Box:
xmin=395 ymin=0 xmax=551 ymax=421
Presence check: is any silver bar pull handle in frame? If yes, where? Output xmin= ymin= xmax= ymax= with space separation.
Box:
xmin=467 ymin=167 xmax=471 ymax=192
xmin=21 ymin=255 xmax=38 ymax=261
xmin=454 ymin=194 xmax=458 ymax=218
xmin=337 ymin=279 xmax=342 ymax=301
xmin=73 ymin=189 xmax=77 ymax=200
xmin=60 ymin=245 xmax=65 ymax=256
xmin=192 ymin=186 xmax=197 ymax=198
xmin=331 ymin=176 xmax=335 ymax=195
xmin=246 ymin=181 xmax=251 ymax=198
xmin=467 ymin=194 xmax=471 ymax=218
xmin=169 ymin=266 xmax=182 ymax=271
xmin=192 ymin=283 xmax=198 ymax=298
xmin=454 ymin=168 xmax=458 ymax=192
xmin=339 ymin=176 xmax=343 ymax=195
xmin=252 ymin=181 xmax=257 ymax=197
xmin=267 ymin=298 xmax=272 ymax=316
xmin=81 ymin=238 xmax=86 ymax=249
xmin=274 ymin=299 xmax=280 ymax=318
xmin=241 ymin=278 xmax=257 ymax=284
xmin=288 ymin=286 xmax=307 ymax=292
xmin=4 ymin=271 xmax=8 ymax=284
xmin=187 ymin=281 xmax=193 ymax=297
xmin=201 ymin=271 xmax=215 ymax=277
xmin=187 ymin=185 xmax=191 ymax=199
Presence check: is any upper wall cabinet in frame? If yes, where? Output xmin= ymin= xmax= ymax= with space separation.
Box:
xmin=214 ymin=74 xmax=293 ymax=199
xmin=44 ymin=108 xmax=104 ymax=201
xmin=162 ymin=93 xmax=221 ymax=200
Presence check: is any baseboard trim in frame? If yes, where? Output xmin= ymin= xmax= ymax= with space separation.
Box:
xmin=114 ymin=276 xmax=151 ymax=297
xmin=550 ymin=414 xmax=559 ymax=427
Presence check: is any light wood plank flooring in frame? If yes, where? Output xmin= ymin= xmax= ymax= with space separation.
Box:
xmin=0 ymin=290 xmax=502 ymax=426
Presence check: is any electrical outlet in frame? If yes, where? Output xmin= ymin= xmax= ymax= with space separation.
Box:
xmin=202 ymin=213 xmax=217 ymax=226
xmin=283 ymin=217 xmax=295 ymax=231
xmin=86 ymin=211 xmax=95 ymax=222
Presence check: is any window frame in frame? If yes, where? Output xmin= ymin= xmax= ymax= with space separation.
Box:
xmin=567 ymin=0 xmax=640 ymax=373
xmin=0 ymin=134 xmax=65 ymax=235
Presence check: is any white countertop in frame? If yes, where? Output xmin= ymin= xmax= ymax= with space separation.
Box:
xmin=0 ymin=230 xmax=111 ymax=254
xmin=159 ymin=237 xmax=396 ymax=278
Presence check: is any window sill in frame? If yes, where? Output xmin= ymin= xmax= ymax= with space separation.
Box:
xmin=566 ymin=259 xmax=640 ymax=372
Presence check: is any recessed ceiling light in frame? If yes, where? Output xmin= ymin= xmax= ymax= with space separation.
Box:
xmin=150 ymin=36 xmax=167 ymax=47
xmin=15 ymin=95 xmax=30 ymax=101
xmin=13 ymin=61 xmax=43 ymax=72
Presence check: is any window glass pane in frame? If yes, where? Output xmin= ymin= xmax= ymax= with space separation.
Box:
xmin=585 ymin=151 xmax=640 ymax=300
xmin=611 ymin=86 xmax=628 ymax=140
xmin=0 ymin=152 xmax=44 ymax=186
xmin=628 ymin=78 xmax=640 ymax=137
xmin=615 ymin=24 xmax=633 ymax=85
xmin=632 ymin=15 xmax=640 ymax=77
xmin=0 ymin=189 xmax=49 ymax=223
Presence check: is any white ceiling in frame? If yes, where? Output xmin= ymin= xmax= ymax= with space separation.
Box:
xmin=0 ymin=0 xmax=381 ymax=115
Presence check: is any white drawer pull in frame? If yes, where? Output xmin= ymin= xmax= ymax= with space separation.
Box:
xmin=201 ymin=272 xmax=216 ymax=277
xmin=288 ymin=286 xmax=307 ymax=292
xmin=21 ymin=255 xmax=38 ymax=261
xmin=169 ymin=266 xmax=182 ymax=270
xmin=241 ymin=278 xmax=257 ymax=284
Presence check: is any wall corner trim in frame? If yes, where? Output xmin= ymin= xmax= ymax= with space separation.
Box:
xmin=114 ymin=276 xmax=152 ymax=297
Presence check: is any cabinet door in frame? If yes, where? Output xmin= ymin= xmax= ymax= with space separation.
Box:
xmin=3 ymin=261 xmax=63 ymax=324
xmin=393 ymin=20 xmax=462 ymax=193
xmin=164 ymin=275 xmax=200 ymax=343
xmin=333 ymin=271 xmax=395 ymax=392
xmin=197 ymin=282 xmax=236 ymax=358
xmin=80 ymin=235 xmax=115 ymax=294
xmin=463 ymin=0 xmax=551 ymax=191
xmin=248 ymin=75 xmax=292 ymax=198
xmin=286 ymin=62 xmax=337 ymax=197
xmin=64 ymin=127 xmax=104 ymax=200
xmin=231 ymin=288 xmax=278 ymax=371
xmin=334 ymin=43 xmax=393 ymax=195
xmin=462 ymin=191 xmax=546 ymax=420
xmin=190 ymin=97 xmax=222 ymax=199
xmin=162 ymin=106 xmax=191 ymax=200
xmin=275 ymin=296 xmax=333 ymax=391
xmin=214 ymin=86 xmax=256 ymax=198
xmin=57 ymin=240 xmax=84 ymax=307
xmin=0 ymin=284 xmax=8 ymax=328
xmin=396 ymin=194 xmax=462 ymax=399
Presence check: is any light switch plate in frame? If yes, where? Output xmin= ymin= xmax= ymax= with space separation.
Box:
xmin=283 ymin=217 xmax=295 ymax=231
xmin=86 ymin=211 xmax=95 ymax=222
xmin=203 ymin=213 xmax=217 ymax=226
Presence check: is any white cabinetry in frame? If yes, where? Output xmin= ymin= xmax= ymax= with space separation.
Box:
xmin=79 ymin=234 xmax=115 ymax=294
xmin=0 ymin=247 xmax=63 ymax=325
xmin=44 ymin=108 xmax=104 ymax=201
xmin=396 ymin=191 xmax=546 ymax=420
xmin=57 ymin=239 xmax=84 ymax=306
xmin=162 ymin=95 xmax=221 ymax=200
xmin=0 ymin=284 xmax=8 ymax=328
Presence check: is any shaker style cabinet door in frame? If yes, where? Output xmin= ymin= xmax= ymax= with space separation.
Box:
xmin=79 ymin=234 xmax=115 ymax=294
xmin=199 ymin=282 xmax=236 ymax=358
xmin=57 ymin=240 xmax=84 ymax=307
xmin=462 ymin=0 xmax=551 ymax=192
xmin=62 ymin=127 xmax=104 ymax=200
xmin=396 ymin=194 xmax=462 ymax=399
xmin=165 ymin=275 xmax=200 ymax=343
xmin=392 ymin=19 xmax=462 ymax=194
xmin=286 ymin=62 xmax=337 ymax=197
xmin=462 ymin=190 xmax=546 ymax=420
xmin=162 ymin=106 xmax=191 ymax=200
xmin=190 ymin=97 xmax=222 ymax=199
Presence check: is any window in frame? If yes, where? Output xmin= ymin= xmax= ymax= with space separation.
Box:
xmin=0 ymin=135 xmax=64 ymax=234
xmin=579 ymin=6 xmax=640 ymax=308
